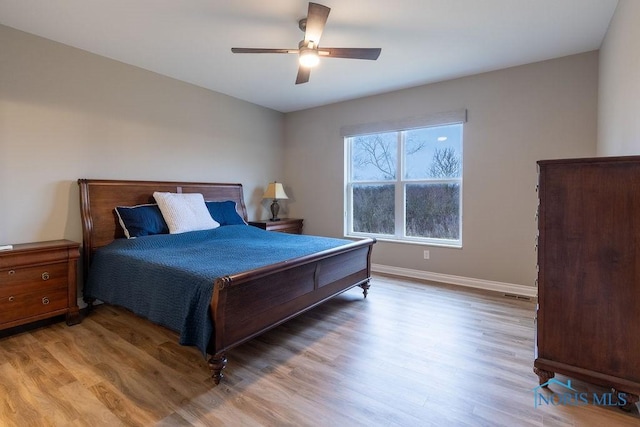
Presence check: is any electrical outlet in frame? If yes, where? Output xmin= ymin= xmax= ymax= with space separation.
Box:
xmin=423 ymin=250 xmax=430 ymax=260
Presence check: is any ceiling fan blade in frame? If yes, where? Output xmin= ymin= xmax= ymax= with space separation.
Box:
xmin=304 ymin=3 xmax=330 ymax=44
xmin=231 ymin=48 xmax=298 ymax=54
xmin=295 ymin=67 xmax=311 ymax=85
xmin=319 ymin=47 xmax=382 ymax=60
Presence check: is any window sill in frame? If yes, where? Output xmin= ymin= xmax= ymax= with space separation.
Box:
xmin=344 ymin=234 xmax=462 ymax=249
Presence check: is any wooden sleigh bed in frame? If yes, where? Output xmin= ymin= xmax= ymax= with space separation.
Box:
xmin=78 ymin=179 xmax=375 ymax=384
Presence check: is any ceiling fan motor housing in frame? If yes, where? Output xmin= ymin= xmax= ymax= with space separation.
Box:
xmin=298 ymin=18 xmax=308 ymax=32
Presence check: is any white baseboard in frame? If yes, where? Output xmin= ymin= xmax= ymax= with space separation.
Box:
xmin=372 ymin=264 xmax=537 ymax=298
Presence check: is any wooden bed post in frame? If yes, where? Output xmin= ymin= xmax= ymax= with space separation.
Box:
xmin=359 ymin=280 xmax=371 ymax=298
xmin=208 ymin=352 xmax=227 ymax=385
xmin=359 ymin=241 xmax=374 ymax=298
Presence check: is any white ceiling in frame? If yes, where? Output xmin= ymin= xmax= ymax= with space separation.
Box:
xmin=0 ymin=0 xmax=618 ymax=113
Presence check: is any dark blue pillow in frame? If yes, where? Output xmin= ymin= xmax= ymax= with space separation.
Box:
xmin=205 ymin=201 xmax=247 ymax=226
xmin=115 ymin=204 xmax=169 ymax=238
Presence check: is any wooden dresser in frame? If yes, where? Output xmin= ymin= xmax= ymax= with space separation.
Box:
xmin=535 ymin=156 xmax=640 ymax=406
xmin=0 ymin=240 xmax=81 ymax=330
xmin=249 ymin=218 xmax=304 ymax=234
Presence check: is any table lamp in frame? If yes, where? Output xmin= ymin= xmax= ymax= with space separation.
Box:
xmin=263 ymin=182 xmax=289 ymax=221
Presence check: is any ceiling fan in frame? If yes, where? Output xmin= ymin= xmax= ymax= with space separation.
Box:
xmin=231 ymin=2 xmax=382 ymax=84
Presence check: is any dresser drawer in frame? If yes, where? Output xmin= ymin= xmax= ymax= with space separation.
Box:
xmin=0 ymin=285 xmax=68 ymax=324
xmin=0 ymin=262 xmax=68 ymax=298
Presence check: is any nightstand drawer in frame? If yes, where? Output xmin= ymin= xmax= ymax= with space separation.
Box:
xmin=0 ymin=285 xmax=68 ymax=324
xmin=0 ymin=262 xmax=68 ymax=298
xmin=0 ymin=247 xmax=73 ymax=269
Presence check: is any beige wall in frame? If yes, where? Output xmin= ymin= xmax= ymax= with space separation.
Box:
xmin=284 ymin=52 xmax=599 ymax=286
xmin=597 ymin=0 xmax=640 ymax=156
xmin=0 ymin=25 xmax=284 ymax=246
xmin=1 ymin=21 xmax=605 ymax=289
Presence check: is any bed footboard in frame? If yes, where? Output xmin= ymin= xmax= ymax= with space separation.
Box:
xmin=207 ymin=238 xmax=374 ymax=384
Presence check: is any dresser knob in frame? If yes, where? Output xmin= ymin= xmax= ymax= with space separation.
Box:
xmin=42 ymin=272 xmax=50 ymax=281
xmin=8 ymin=270 xmax=15 ymax=275
xmin=8 ymin=296 xmax=15 ymax=302
xmin=42 ymin=297 xmax=50 ymax=305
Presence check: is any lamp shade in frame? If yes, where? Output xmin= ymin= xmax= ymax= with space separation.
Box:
xmin=263 ymin=182 xmax=289 ymax=200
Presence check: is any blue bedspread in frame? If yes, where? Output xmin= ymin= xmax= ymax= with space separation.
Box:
xmin=85 ymin=225 xmax=351 ymax=356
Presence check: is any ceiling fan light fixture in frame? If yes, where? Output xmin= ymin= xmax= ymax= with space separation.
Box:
xmin=299 ymin=49 xmax=320 ymax=68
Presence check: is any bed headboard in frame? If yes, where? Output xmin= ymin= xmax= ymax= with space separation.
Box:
xmin=78 ymin=179 xmax=248 ymax=279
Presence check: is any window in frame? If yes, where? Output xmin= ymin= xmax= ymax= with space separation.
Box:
xmin=344 ymin=110 xmax=464 ymax=247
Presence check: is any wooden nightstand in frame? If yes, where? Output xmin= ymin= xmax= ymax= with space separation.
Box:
xmin=0 ymin=240 xmax=81 ymax=330
xmin=249 ymin=218 xmax=304 ymax=234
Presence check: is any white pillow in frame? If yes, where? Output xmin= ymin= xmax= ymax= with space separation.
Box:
xmin=153 ymin=192 xmax=220 ymax=234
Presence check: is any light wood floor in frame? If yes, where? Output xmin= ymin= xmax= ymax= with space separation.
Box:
xmin=1 ymin=274 xmax=638 ymax=426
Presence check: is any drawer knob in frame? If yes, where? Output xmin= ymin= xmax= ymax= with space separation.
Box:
xmin=8 ymin=296 xmax=15 ymax=302
xmin=42 ymin=297 xmax=50 ymax=305
xmin=42 ymin=272 xmax=50 ymax=281
xmin=8 ymin=270 xmax=15 ymax=275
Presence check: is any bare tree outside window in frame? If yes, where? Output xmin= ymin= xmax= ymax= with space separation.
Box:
xmin=430 ymin=147 xmax=461 ymax=178
xmin=352 ymin=133 xmax=397 ymax=180
xmin=352 ymin=184 xmax=394 ymax=234
xmin=406 ymin=146 xmax=461 ymax=239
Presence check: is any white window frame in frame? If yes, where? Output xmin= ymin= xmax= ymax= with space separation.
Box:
xmin=342 ymin=109 xmax=466 ymax=247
